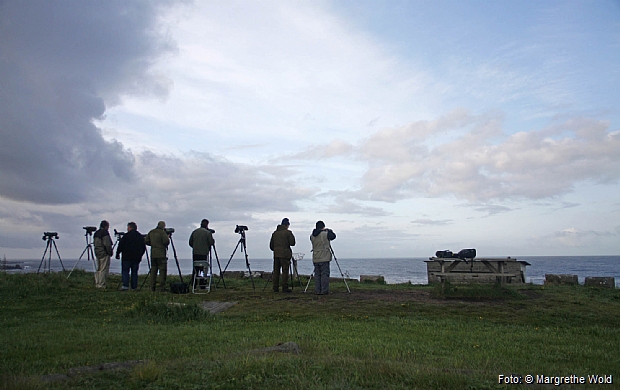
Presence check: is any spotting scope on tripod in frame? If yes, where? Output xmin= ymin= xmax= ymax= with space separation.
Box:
xmin=38 ymin=232 xmax=66 ymax=273
xmin=67 ymin=226 xmax=98 ymax=279
xmin=219 ymin=225 xmax=255 ymax=290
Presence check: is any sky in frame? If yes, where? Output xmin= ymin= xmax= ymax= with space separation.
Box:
xmin=1 ymin=0 xmax=619 ymax=261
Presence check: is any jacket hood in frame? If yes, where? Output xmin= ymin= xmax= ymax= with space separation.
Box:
xmin=312 ymin=228 xmax=324 ymax=237
xmin=276 ymin=224 xmax=288 ymax=231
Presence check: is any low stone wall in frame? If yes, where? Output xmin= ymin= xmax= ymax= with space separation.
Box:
xmin=360 ymin=275 xmax=385 ymax=284
xmin=544 ymin=274 xmax=578 ymax=285
xmin=584 ymin=277 xmax=615 ymax=288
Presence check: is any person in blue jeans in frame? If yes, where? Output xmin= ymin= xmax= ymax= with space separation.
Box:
xmin=115 ymin=222 xmax=146 ymax=290
xmin=310 ymin=221 xmax=336 ymax=295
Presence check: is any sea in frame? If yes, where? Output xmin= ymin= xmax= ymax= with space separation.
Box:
xmin=5 ymin=255 xmax=619 ymax=287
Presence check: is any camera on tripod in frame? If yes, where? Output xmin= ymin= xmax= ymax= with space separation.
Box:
xmin=113 ymin=229 xmax=125 ymax=238
xmin=83 ymin=226 xmax=97 ymax=234
xmin=42 ymin=232 xmax=59 ymax=240
xmin=164 ymin=228 xmax=175 ymax=235
xmin=235 ymin=225 xmax=248 ymax=234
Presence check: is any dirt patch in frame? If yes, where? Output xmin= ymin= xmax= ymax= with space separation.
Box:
xmin=199 ymin=301 xmax=238 ymax=314
xmin=316 ymin=288 xmax=521 ymax=306
xmin=40 ymin=360 xmax=146 ymax=382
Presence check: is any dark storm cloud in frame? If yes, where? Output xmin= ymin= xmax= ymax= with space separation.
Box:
xmin=0 ymin=0 xmax=177 ymax=204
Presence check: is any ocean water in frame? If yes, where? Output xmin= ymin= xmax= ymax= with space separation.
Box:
xmin=7 ymin=255 xmax=620 ymax=287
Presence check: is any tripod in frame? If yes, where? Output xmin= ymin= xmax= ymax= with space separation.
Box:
xmin=111 ymin=229 xmax=123 ymax=253
xmin=38 ymin=232 xmax=65 ymax=274
xmin=304 ymin=244 xmax=351 ymax=294
xmin=219 ymin=229 xmax=255 ymax=290
xmin=169 ymin=233 xmax=187 ymax=290
xmin=138 ymin=249 xmax=153 ymax=291
xmin=262 ymin=252 xmax=304 ymax=292
xmin=67 ymin=228 xmax=97 ymax=279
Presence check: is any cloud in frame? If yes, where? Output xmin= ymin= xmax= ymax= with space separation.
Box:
xmin=0 ymin=0 xmax=177 ymax=204
xmin=410 ymin=218 xmax=453 ymax=226
xmin=0 ymin=150 xmax=316 ymax=255
xmin=532 ymin=227 xmax=618 ymax=248
xmin=325 ymin=199 xmax=390 ymax=217
xmin=0 ymin=1 xmax=320 ymax=257
xmin=467 ymin=204 xmax=514 ymax=216
xmin=288 ymin=139 xmax=354 ymax=160
xmin=133 ymin=151 xmax=314 ymax=217
xmin=293 ymin=110 xmax=620 ymax=203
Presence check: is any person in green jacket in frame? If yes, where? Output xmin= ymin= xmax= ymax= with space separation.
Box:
xmin=189 ymin=219 xmax=215 ymax=286
xmin=269 ymin=218 xmax=296 ymax=292
xmin=145 ymin=221 xmax=170 ymax=292
xmin=189 ymin=219 xmax=215 ymax=261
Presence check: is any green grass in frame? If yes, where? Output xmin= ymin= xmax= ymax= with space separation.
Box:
xmin=1 ymin=271 xmax=619 ymax=389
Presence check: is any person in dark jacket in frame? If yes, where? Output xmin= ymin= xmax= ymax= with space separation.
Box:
xmin=310 ymin=220 xmax=336 ymax=295
xmin=269 ymin=218 xmax=296 ymax=292
xmin=145 ymin=221 xmax=170 ymax=292
xmin=93 ymin=220 xmax=113 ymax=289
xmin=115 ymin=222 xmax=146 ymax=290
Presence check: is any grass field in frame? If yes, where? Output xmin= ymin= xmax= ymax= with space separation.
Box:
xmin=1 ymin=270 xmax=618 ymax=389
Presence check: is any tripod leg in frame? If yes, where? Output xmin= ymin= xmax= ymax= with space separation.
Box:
xmin=304 ymin=270 xmax=313 ymax=293
xmin=139 ymin=264 xmax=152 ymax=291
xmin=139 ymin=249 xmax=155 ymax=291
xmin=67 ymin=244 xmax=90 ymax=279
xmin=333 ymin=259 xmax=351 ymax=293
xmin=171 ymin=237 xmax=185 ymax=287
xmin=330 ymin=247 xmax=350 ymax=294
xmin=53 ymin=240 xmax=65 ymax=272
xmin=38 ymin=241 xmax=50 ymax=274
xmin=207 ymin=251 xmax=213 ymax=293
xmin=242 ymin=240 xmax=255 ymax=290
xmin=212 ymin=245 xmax=226 ymax=289
xmin=292 ymin=259 xmax=302 ymax=289
xmin=289 ymin=260 xmax=294 ymax=291
xmin=262 ymin=261 xmax=273 ymax=292
xmin=89 ymin=245 xmax=97 ymax=274
xmin=217 ymin=240 xmax=241 ymax=287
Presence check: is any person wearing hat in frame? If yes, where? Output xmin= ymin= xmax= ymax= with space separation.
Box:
xmin=145 ymin=221 xmax=170 ymax=292
xmin=269 ymin=218 xmax=296 ymax=292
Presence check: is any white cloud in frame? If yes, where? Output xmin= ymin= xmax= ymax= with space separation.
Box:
xmin=410 ymin=219 xmax=453 ymax=226
xmin=533 ymin=227 xmax=619 ymax=249
xmin=294 ymin=111 xmax=620 ymax=203
xmin=3 ymin=0 xmax=620 ymax=259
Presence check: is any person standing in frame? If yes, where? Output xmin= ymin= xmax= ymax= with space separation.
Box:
xmin=145 ymin=221 xmax=170 ymax=292
xmin=93 ymin=220 xmax=113 ymax=289
xmin=189 ymin=219 xmax=215 ymax=285
xmin=115 ymin=222 xmax=146 ymax=291
xmin=269 ymin=218 xmax=296 ymax=293
xmin=310 ymin=220 xmax=336 ymax=295
xmin=189 ymin=219 xmax=215 ymax=261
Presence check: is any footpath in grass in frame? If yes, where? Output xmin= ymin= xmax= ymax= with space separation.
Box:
xmin=1 ymin=271 xmax=619 ymax=389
